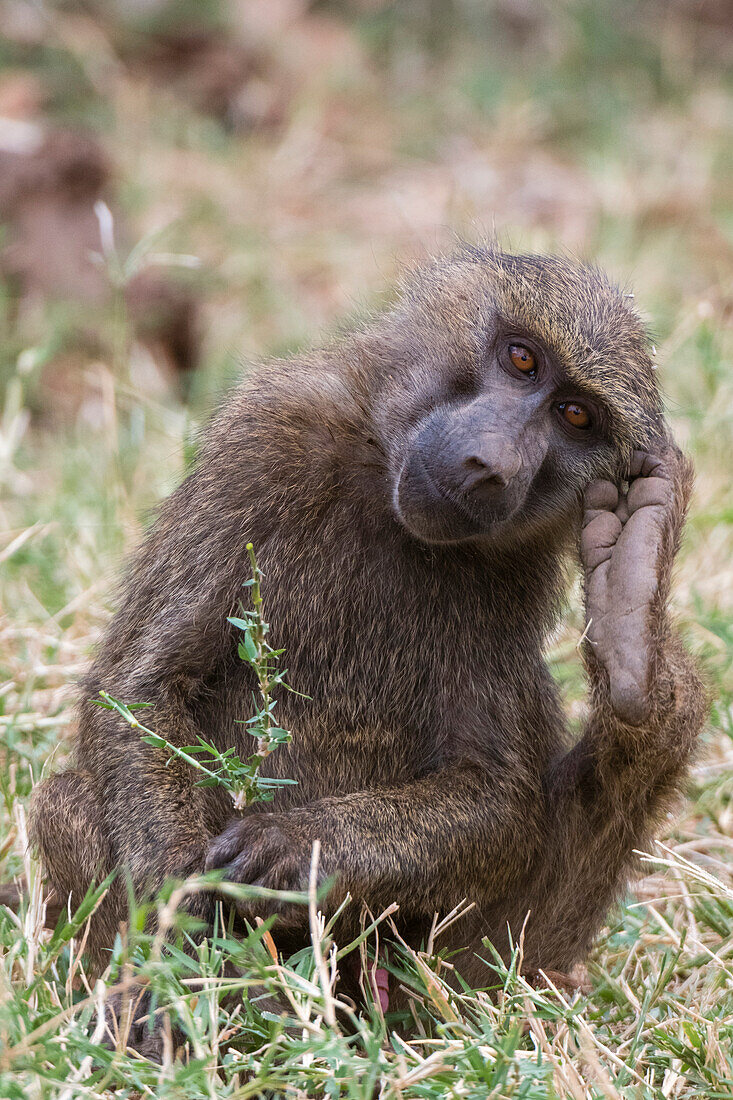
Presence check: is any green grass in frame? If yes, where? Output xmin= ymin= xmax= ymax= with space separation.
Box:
xmin=1 ymin=1 xmax=732 ymax=1095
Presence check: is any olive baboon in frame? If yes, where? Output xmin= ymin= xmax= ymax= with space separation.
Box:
xmin=30 ymin=247 xmax=706 ymax=1024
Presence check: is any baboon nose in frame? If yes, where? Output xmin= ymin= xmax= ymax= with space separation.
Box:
xmin=462 ymin=455 xmax=508 ymax=498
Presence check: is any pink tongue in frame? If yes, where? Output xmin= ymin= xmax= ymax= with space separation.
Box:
xmin=374 ymin=967 xmax=389 ymax=1013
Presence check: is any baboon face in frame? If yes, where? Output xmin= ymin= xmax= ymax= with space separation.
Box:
xmin=392 ymin=325 xmax=619 ymax=544
xmin=386 ymin=253 xmax=663 ymax=546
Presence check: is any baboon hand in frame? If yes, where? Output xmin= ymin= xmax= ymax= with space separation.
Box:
xmin=581 ymin=447 xmax=687 ymax=726
xmin=205 ymin=812 xmax=323 ymax=926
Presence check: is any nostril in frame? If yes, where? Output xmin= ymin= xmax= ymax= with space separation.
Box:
xmin=462 ymin=456 xmax=508 ymax=495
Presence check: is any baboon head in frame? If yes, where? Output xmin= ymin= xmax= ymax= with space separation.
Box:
xmin=375 ymin=248 xmax=665 ymax=545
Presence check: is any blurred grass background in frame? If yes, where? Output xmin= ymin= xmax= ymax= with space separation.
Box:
xmin=0 ymin=1 xmax=732 ymax=1096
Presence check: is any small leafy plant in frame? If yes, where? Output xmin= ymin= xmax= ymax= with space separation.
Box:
xmin=97 ymin=543 xmax=298 ymax=810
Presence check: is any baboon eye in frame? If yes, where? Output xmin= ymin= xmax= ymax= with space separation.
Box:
xmin=558 ymin=401 xmax=591 ymax=430
xmin=509 ymin=344 xmax=537 ymax=376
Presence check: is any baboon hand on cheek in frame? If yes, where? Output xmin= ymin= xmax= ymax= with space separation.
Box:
xmin=582 ymin=447 xmax=688 ymax=726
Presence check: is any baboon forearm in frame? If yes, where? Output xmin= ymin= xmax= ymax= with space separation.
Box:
xmin=293 ymin=765 xmax=541 ymax=912
xmin=568 ymin=448 xmax=705 ymax=824
xmin=518 ymin=630 xmax=707 ymax=970
xmin=550 ymin=627 xmax=706 ymax=841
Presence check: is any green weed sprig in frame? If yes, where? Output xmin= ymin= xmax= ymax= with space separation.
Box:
xmin=96 ymin=543 xmax=298 ymax=810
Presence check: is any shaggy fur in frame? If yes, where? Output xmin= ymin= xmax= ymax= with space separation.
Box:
xmin=30 ymin=246 xmax=706 ymax=996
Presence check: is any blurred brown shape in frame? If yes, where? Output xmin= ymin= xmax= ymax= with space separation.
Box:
xmin=86 ymin=0 xmax=362 ymax=132
xmin=94 ymin=0 xmax=302 ymax=132
xmin=670 ymin=0 xmax=733 ymax=29
xmin=525 ymin=965 xmax=592 ymax=995
xmin=0 ymin=69 xmax=46 ymax=121
xmin=119 ymin=27 xmax=270 ymax=128
xmin=0 ymin=124 xmax=201 ymax=380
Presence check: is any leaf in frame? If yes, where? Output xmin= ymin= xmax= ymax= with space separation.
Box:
xmin=267 ymin=727 xmax=291 ymax=744
xmin=46 ymin=870 xmax=118 ymax=952
xmin=141 ymin=733 xmax=167 ymax=749
xmin=228 ymin=615 xmax=253 ymax=631
xmin=240 ymin=630 xmax=258 ymax=662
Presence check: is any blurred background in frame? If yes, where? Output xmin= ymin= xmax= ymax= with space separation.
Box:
xmin=0 ymin=0 xmax=731 ymax=840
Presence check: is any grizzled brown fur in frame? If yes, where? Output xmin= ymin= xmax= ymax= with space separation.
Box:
xmin=30 ymin=246 xmax=706 ymax=998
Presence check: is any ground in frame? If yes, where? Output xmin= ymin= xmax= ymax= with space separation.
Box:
xmin=0 ymin=2 xmax=732 ymax=1096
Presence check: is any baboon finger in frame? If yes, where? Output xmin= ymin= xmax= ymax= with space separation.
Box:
xmin=626 ymin=475 xmax=674 ymax=515
xmin=628 ymin=448 xmax=679 ymax=481
xmin=614 ymin=494 xmax=630 ymax=523
xmin=581 ymin=512 xmax=623 ymax=569
xmin=205 ymin=821 xmax=252 ymax=871
xmin=583 ymin=480 xmax=619 ymax=514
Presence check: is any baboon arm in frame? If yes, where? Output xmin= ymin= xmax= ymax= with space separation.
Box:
xmin=207 ymin=762 xmax=543 ymax=915
xmin=552 ymin=633 xmax=705 ymax=824
xmin=527 ymin=632 xmax=706 ymax=969
xmin=554 ymin=448 xmax=707 ymax=825
xmin=528 ymin=449 xmax=708 ymax=967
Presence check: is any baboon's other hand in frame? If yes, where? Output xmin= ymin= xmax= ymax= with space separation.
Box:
xmin=581 ymin=448 xmax=685 ymax=725
xmin=206 ymin=812 xmax=320 ymax=928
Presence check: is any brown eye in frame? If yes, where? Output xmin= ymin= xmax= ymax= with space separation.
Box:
xmin=559 ymin=401 xmax=591 ymax=430
xmin=509 ymin=344 xmax=537 ymax=376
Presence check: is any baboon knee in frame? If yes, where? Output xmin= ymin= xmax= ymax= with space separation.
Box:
xmin=29 ymin=770 xmax=112 ymax=905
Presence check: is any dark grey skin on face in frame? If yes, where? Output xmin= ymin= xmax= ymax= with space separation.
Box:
xmin=29 ymin=247 xmax=707 ymax=1058
xmin=394 ymin=328 xmax=613 ymax=544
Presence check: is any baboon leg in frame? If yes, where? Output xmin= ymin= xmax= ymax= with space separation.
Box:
xmin=29 ymin=771 xmax=121 ymax=968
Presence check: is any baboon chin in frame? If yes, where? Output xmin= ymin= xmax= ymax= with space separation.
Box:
xmin=30 ymin=245 xmax=706 ymax=1056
